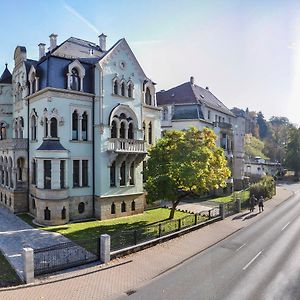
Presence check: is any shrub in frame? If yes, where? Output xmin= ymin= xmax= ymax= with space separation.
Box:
xmin=249 ymin=176 xmax=276 ymax=199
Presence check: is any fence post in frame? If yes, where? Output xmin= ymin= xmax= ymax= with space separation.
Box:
xmin=158 ymin=223 xmax=162 ymax=237
xmin=100 ymin=234 xmax=111 ymax=263
xmin=208 ymin=209 xmax=211 ymax=219
xmin=236 ymin=198 xmax=241 ymax=213
xmin=219 ymin=203 xmax=225 ymax=220
xmin=22 ymin=247 xmax=34 ymax=284
xmin=194 ymin=214 xmax=197 ymax=225
xmin=178 ymin=219 xmax=181 ymax=231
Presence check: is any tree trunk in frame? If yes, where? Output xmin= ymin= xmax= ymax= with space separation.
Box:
xmin=169 ymin=203 xmax=176 ymax=219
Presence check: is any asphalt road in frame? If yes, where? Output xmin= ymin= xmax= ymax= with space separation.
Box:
xmin=119 ymin=184 xmax=300 ymax=300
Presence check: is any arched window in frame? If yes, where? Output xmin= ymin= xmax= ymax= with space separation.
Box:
xmin=70 ymin=68 xmax=80 ymax=91
xmin=128 ymin=123 xmax=134 ymax=139
xmin=121 ymin=82 xmax=125 ymax=96
xmin=0 ymin=123 xmax=6 ymax=140
xmin=19 ymin=117 xmax=24 ymax=138
xmin=82 ymin=112 xmax=88 ymax=141
xmin=145 ymin=87 xmax=152 ymax=105
xmin=120 ymin=122 xmax=126 ymax=139
xmin=121 ymin=201 xmax=126 ymax=213
xmin=17 ymin=158 xmax=24 ymax=181
xmin=148 ymin=122 xmax=153 ymax=144
xmin=72 ymin=111 xmax=79 ymax=140
xmin=162 ymin=107 xmax=168 ymax=121
xmin=113 ymin=80 xmax=118 ymax=95
xmin=44 ymin=207 xmax=51 ymax=220
xmin=62 ymin=206 xmax=66 ymax=220
xmin=32 ymin=198 xmax=36 ymax=209
xmin=110 ymin=161 xmax=116 ymax=187
xmin=128 ymin=84 xmax=133 ymax=98
xmin=78 ymin=202 xmax=85 ymax=214
xmin=111 ymin=202 xmax=116 ymax=214
xmin=50 ymin=117 xmax=58 ymax=138
xmin=32 ymin=160 xmax=36 ymax=184
xmin=44 ymin=117 xmax=48 ymax=137
xmin=131 ymin=200 xmax=136 ymax=211
xmin=120 ymin=162 xmax=126 ymax=186
xmin=143 ymin=122 xmax=146 ymax=141
xmin=31 ymin=116 xmax=37 ymax=140
xmin=111 ymin=120 xmax=117 ymax=138
xmin=130 ymin=162 xmax=135 ymax=185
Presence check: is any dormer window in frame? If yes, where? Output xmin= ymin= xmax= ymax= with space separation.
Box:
xmin=121 ymin=82 xmax=126 ymax=96
xmin=70 ymin=68 xmax=80 ymax=91
xmin=145 ymin=87 xmax=152 ymax=105
xmin=50 ymin=117 xmax=58 ymax=138
xmin=113 ymin=80 xmax=118 ymax=95
xmin=128 ymin=84 xmax=133 ymax=98
xmin=67 ymin=60 xmax=85 ymax=92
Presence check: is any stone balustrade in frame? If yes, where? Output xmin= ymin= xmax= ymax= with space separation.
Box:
xmin=107 ymin=138 xmax=146 ymax=153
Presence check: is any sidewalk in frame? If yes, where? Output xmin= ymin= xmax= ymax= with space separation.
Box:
xmin=0 ymin=186 xmax=294 ymax=300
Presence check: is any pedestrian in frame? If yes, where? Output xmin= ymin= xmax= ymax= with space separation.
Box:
xmin=249 ymin=194 xmax=256 ymax=212
xmin=258 ymin=195 xmax=264 ymax=213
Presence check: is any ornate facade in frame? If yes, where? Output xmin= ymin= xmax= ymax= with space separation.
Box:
xmin=0 ymin=34 xmax=160 ymax=225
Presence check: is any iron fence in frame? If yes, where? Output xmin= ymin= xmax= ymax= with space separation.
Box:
xmin=34 ymin=238 xmax=99 ymax=276
xmin=224 ymin=201 xmax=238 ymax=217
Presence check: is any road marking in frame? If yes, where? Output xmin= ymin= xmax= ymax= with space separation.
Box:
xmin=281 ymin=222 xmax=290 ymax=231
xmin=243 ymin=251 xmax=263 ymax=271
xmin=236 ymin=243 xmax=246 ymax=252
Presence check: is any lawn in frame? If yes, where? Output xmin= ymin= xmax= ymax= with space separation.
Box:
xmin=0 ymin=251 xmax=21 ymax=287
xmin=212 ymin=190 xmax=250 ymax=204
xmin=18 ymin=208 xmax=192 ymax=253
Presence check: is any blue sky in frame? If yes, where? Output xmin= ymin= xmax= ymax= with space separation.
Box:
xmin=0 ymin=0 xmax=300 ymax=124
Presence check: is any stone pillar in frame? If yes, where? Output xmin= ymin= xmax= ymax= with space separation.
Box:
xmin=79 ymin=115 xmax=82 ymax=141
xmin=51 ymin=159 xmax=60 ymax=189
xmin=22 ymin=247 xmax=34 ymax=283
xmin=79 ymin=160 xmax=82 ymax=187
xmin=37 ymin=160 xmax=44 ymax=189
xmin=236 ymin=198 xmax=241 ymax=213
xmin=219 ymin=203 xmax=225 ymax=220
xmin=100 ymin=234 xmax=110 ymax=263
xmin=64 ymin=159 xmax=68 ymax=188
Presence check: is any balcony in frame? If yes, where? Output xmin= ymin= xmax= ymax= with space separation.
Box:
xmin=0 ymin=138 xmax=27 ymax=151
xmin=213 ymin=122 xmax=232 ymax=130
xmin=107 ymin=138 xmax=147 ymax=153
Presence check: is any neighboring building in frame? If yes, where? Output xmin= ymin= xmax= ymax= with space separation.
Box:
xmin=231 ymin=107 xmax=258 ymax=136
xmin=157 ymin=76 xmax=245 ymax=191
xmin=0 ymin=33 xmax=160 ymax=225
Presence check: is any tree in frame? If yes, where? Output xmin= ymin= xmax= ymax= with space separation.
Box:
xmin=285 ymin=127 xmax=300 ymax=177
xmin=257 ymin=112 xmax=269 ymax=139
xmin=144 ymin=127 xmax=231 ymax=219
xmin=244 ymin=134 xmax=268 ymax=159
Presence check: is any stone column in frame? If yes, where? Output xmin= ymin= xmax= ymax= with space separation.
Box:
xmin=236 ymin=198 xmax=241 ymax=213
xmin=100 ymin=234 xmax=110 ymax=263
xmin=51 ymin=160 xmax=60 ymax=189
xmin=79 ymin=115 xmax=82 ymax=141
xmin=64 ymin=159 xmax=68 ymax=188
xmin=37 ymin=160 xmax=44 ymax=189
xmin=79 ymin=160 xmax=82 ymax=187
xmin=219 ymin=203 xmax=225 ymax=220
xmin=22 ymin=247 xmax=34 ymax=283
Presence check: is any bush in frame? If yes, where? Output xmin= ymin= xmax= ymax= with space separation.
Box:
xmin=249 ymin=176 xmax=276 ymax=199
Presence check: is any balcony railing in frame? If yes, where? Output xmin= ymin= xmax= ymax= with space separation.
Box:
xmin=214 ymin=122 xmax=232 ymax=129
xmin=108 ymin=138 xmax=146 ymax=153
xmin=0 ymin=138 xmax=27 ymax=150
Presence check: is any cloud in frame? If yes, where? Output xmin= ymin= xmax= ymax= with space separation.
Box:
xmin=64 ymin=2 xmax=99 ymax=35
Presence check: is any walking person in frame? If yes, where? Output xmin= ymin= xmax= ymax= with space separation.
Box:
xmin=249 ymin=194 xmax=256 ymax=213
xmin=258 ymin=195 xmax=264 ymax=213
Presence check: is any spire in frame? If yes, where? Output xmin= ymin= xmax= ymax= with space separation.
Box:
xmin=0 ymin=64 xmax=12 ymax=84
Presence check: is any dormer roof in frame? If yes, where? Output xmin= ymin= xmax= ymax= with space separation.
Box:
xmin=0 ymin=64 xmax=12 ymax=84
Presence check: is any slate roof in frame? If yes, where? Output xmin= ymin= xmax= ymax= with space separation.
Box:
xmin=66 ymin=37 xmax=102 ymax=52
xmin=157 ymin=81 xmax=234 ymax=117
xmin=0 ymin=65 xmax=12 ymax=84
xmin=37 ymin=139 xmax=67 ymax=151
xmin=172 ymin=104 xmax=204 ymax=120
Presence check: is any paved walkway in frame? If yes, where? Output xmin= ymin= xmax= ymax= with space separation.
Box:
xmin=0 ymin=185 xmax=294 ymax=300
xmin=0 ymin=207 xmax=70 ymax=279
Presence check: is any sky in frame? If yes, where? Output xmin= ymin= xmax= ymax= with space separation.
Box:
xmin=0 ymin=0 xmax=300 ymax=124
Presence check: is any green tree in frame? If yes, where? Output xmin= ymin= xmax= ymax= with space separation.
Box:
xmin=257 ymin=112 xmax=269 ymax=139
xmin=285 ymin=127 xmax=300 ymax=177
xmin=144 ymin=127 xmax=231 ymax=219
xmin=244 ymin=134 xmax=268 ymax=159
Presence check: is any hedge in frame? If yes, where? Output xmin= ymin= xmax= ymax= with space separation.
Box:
xmin=249 ymin=176 xmax=276 ymax=199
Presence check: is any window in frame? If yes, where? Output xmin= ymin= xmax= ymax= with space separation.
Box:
xmin=78 ymin=202 xmax=85 ymax=213
xmin=208 ymin=110 xmax=211 ymax=120
xmin=45 ymin=117 xmax=49 ymax=137
xmin=70 ymin=68 xmax=80 ymax=91
xmin=111 ymin=120 xmax=117 ymax=138
xmin=72 ymin=111 xmax=79 ymax=140
xmin=73 ymin=160 xmax=80 ymax=187
xmin=121 ymin=82 xmax=125 ymax=96
xmin=32 ymin=160 xmax=36 ymax=185
xmin=162 ymin=107 xmax=168 ymax=121
xmin=128 ymin=123 xmax=134 ymax=139
xmin=145 ymin=87 xmax=151 ymax=105
xmin=50 ymin=117 xmax=58 ymax=138
xmin=0 ymin=123 xmax=6 ymax=140
xmin=44 ymin=160 xmax=51 ymax=189
xmin=111 ymin=202 xmax=116 ymax=214
xmin=121 ymin=201 xmax=126 ymax=213
xmin=113 ymin=80 xmax=118 ymax=95
xmin=131 ymin=200 xmax=135 ymax=211
xmin=128 ymin=84 xmax=133 ymax=98
xmin=82 ymin=112 xmax=88 ymax=141
xmin=120 ymin=162 xmax=126 ymax=186
xmin=31 ymin=116 xmax=37 ymax=140
xmin=44 ymin=207 xmax=51 ymax=220
xmin=19 ymin=117 xmax=24 ymax=138
xmin=17 ymin=158 xmax=23 ymax=181
xmin=143 ymin=122 xmax=146 ymax=141
xmin=120 ymin=122 xmax=126 ymax=139
xmin=32 ymin=198 xmax=36 ymax=210
xmin=148 ymin=122 xmax=153 ymax=144
xmin=62 ymin=207 xmax=66 ymax=220
xmin=60 ymin=160 xmax=65 ymax=189
xmin=82 ymin=160 xmax=88 ymax=187
xmin=110 ymin=161 xmax=116 ymax=187
xmin=130 ymin=162 xmax=135 ymax=185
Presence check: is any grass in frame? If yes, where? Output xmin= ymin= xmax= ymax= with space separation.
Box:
xmin=0 ymin=251 xmax=21 ymax=287
xmin=18 ymin=208 xmax=192 ymax=254
xmin=212 ymin=190 xmax=250 ymax=204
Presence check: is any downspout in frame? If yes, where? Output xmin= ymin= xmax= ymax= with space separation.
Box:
xmin=92 ymin=93 xmax=95 ymax=218
xmin=27 ymin=96 xmax=30 ymax=211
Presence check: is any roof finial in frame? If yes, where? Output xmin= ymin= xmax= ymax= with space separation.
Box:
xmin=5 ymin=63 xmax=7 ymax=69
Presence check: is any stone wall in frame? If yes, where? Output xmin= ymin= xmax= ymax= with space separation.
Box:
xmin=0 ymin=187 xmax=27 ymax=213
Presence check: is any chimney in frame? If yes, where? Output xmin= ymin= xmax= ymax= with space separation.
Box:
xmin=49 ymin=33 xmax=58 ymax=51
xmin=38 ymin=43 xmax=46 ymax=60
xmin=190 ymin=76 xmax=194 ymax=85
xmin=206 ymin=86 xmax=209 ymax=91
xmin=98 ymin=33 xmax=107 ymax=51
